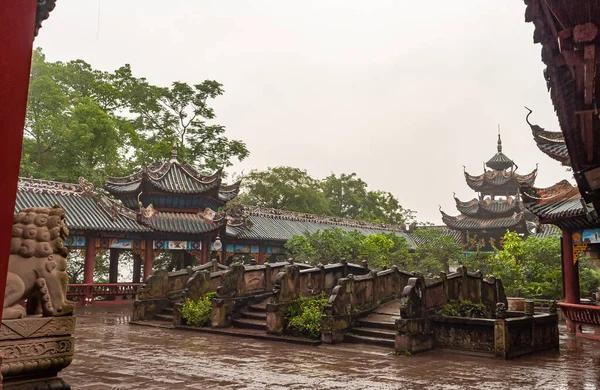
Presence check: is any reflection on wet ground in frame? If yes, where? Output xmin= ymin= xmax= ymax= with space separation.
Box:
xmin=63 ymin=306 xmax=600 ymax=389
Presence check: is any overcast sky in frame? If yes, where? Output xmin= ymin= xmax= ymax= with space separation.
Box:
xmin=35 ymin=0 xmax=572 ymax=224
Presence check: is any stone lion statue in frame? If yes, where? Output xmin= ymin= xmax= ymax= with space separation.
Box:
xmin=3 ymin=206 xmax=74 ymax=319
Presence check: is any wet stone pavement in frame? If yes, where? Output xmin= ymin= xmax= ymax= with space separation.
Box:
xmin=63 ymin=306 xmax=600 ymax=390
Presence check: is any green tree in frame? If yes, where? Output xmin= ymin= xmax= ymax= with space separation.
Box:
xmin=411 ymin=227 xmax=462 ymax=274
xmin=239 ymin=167 xmax=330 ymax=214
xmin=22 ymin=49 xmax=133 ymax=185
xmin=285 ymin=228 xmax=412 ymax=269
xmin=322 ymin=173 xmax=414 ymax=225
xmin=240 ymin=167 xmax=414 ymax=225
xmin=123 ymin=78 xmax=249 ymax=171
xmin=22 ymin=48 xmax=247 ymax=185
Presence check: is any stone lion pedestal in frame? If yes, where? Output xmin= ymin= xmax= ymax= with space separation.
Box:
xmin=0 ymin=205 xmax=77 ymax=389
xmin=0 ymin=315 xmax=75 ymax=389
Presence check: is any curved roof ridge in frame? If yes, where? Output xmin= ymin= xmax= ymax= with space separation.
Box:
xmin=18 ymin=177 xmax=85 ymax=197
xmin=520 ymin=180 xmax=580 ymax=203
xmin=247 ymin=206 xmax=406 ymax=232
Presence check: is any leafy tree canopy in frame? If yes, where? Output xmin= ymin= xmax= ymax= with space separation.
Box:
xmin=21 ymin=48 xmax=248 ymax=186
xmin=239 ymin=167 xmax=415 ymax=226
xmin=284 ymin=228 xmax=412 ymax=270
xmin=461 ymin=230 xmax=600 ymax=300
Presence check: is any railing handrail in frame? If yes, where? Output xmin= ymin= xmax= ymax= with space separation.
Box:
xmin=558 ymin=302 xmax=600 ymax=310
xmin=68 ymin=283 xmax=142 ymax=288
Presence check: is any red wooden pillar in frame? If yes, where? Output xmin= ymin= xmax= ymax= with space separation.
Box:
xmin=258 ymin=245 xmax=265 ymax=265
xmin=562 ymin=230 xmax=580 ymax=334
xmin=83 ymin=238 xmax=96 ymax=306
xmin=83 ymin=238 xmax=96 ymax=284
xmin=109 ymin=248 xmax=119 ymax=284
xmin=201 ymin=239 xmax=208 ymax=265
xmin=143 ymin=238 xmax=154 ymax=281
xmin=0 ymin=0 xmax=37 ymax=321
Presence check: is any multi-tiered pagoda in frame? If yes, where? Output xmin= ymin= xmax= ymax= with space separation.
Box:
xmin=441 ymin=135 xmax=538 ymax=249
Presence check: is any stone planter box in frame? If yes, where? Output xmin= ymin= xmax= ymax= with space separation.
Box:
xmin=507 ymin=297 xmax=525 ymax=311
xmin=398 ymin=312 xmax=559 ymax=359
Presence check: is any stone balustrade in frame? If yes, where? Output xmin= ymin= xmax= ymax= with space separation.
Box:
xmin=211 ymin=261 xmax=304 ymax=328
xmin=394 ymin=267 xmax=559 ymax=358
xmin=266 ymin=260 xmax=373 ymax=335
xmin=132 ymin=260 xmax=225 ymax=321
xmin=321 ymin=266 xmax=413 ymax=343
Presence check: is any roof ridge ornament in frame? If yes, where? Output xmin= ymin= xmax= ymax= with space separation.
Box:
xmin=170 ymin=139 xmax=179 ymax=163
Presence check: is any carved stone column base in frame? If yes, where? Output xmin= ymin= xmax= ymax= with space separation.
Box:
xmin=0 ymin=316 xmax=75 ymax=389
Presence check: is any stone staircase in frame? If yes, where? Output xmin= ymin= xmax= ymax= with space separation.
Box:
xmin=231 ymin=299 xmax=268 ymax=331
xmin=154 ymin=307 xmax=175 ymax=323
xmin=344 ymin=300 xmax=401 ymax=349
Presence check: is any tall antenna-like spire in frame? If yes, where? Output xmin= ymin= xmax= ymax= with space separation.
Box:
xmin=497 ymin=124 xmax=502 ymax=153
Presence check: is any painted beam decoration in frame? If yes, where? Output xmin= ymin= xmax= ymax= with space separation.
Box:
xmin=223 ymin=244 xmax=259 ymax=254
xmin=154 ymin=240 xmax=202 ymax=251
xmin=65 ymin=235 xmax=86 ymax=247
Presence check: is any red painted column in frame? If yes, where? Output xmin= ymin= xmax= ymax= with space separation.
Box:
xmin=143 ymin=238 xmax=154 ymax=281
xmin=562 ymin=230 xmax=580 ymax=334
xmin=0 ymin=0 xmax=37 ymax=320
xmin=108 ymin=249 xmax=119 ymax=283
xmin=83 ymin=238 xmax=96 ymax=284
xmin=258 ymin=245 xmax=265 ymax=265
xmin=201 ymin=239 xmax=208 ymax=265
xmin=83 ymin=238 xmax=96 ymax=306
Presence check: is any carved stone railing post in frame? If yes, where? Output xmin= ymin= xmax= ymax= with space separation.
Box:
xmin=266 ymin=265 xmax=300 ymax=334
xmin=371 ymin=270 xmax=378 ymax=306
xmin=321 ymin=276 xmax=354 ymax=343
xmin=211 ymin=263 xmax=245 ymax=328
xmin=264 ymin=263 xmax=273 ymax=290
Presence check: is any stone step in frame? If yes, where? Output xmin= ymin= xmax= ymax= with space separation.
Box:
xmin=161 ymin=307 xmax=174 ymax=315
xmin=357 ymin=317 xmax=396 ymax=330
xmin=241 ymin=311 xmax=267 ymax=321
xmin=154 ymin=314 xmax=174 ymax=322
xmin=352 ymin=327 xmax=396 ymax=340
xmin=248 ymin=303 xmax=268 ymax=313
xmin=344 ymin=334 xmax=395 ymax=348
xmin=232 ymin=318 xmax=266 ymax=331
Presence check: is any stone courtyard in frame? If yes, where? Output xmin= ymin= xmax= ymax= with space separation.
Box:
xmin=64 ymin=306 xmax=600 ymax=390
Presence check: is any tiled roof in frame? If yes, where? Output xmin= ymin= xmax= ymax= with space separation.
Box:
xmin=536 ymin=142 xmax=570 ymax=166
xmin=535 ymin=224 xmax=561 ymax=238
xmin=454 ymin=196 xmax=523 ymax=217
xmin=105 ymin=159 xmax=240 ymax=204
xmin=15 ymin=178 xmax=149 ymax=233
xmin=407 ymin=226 xmax=462 ymax=246
xmin=486 ymin=152 xmax=514 ymax=171
xmin=464 ymin=168 xmax=537 ymax=193
xmin=105 ymin=162 xmax=221 ymax=195
xmin=141 ymin=211 xmax=226 ymax=234
xmin=526 ymin=111 xmax=571 ymax=167
xmin=440 ymin=209 xmax=526 ymax=231
xmin=225 ymin=207 xmax=416 ymax=249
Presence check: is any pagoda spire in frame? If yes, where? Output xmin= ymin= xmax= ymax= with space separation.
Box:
xmin=497 ymin=124 xmax=502 ymax=153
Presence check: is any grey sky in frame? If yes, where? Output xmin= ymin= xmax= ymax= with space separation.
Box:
xmin=35 ymin=0 xmax=572 ymax=224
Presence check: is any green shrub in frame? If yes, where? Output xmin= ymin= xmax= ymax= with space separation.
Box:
xmin=286 ymin=293 xmax=328 ymax=339
xmin=437 ymin=300 xmax=489 ymax=318
xmin=180 ymin=292 xmax=216 ymax=327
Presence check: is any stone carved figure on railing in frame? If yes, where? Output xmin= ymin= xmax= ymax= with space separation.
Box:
xmin=4 ymin=206 xmax=74 ymax=319
xmin=495 ymin=302 xmax=507 ymax=319
xmin=400 ymin=277 xmax=425 ymax=319
xmin=217 ymin=262 xmax=246 ymax=298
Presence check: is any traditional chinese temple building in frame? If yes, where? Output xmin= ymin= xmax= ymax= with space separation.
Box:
xmin=440 ymin=135 xmax=538 ymax=250
xmin=521 ymin=111 xmax=600 ymax=339
xmin=14 ymin=151 xmax=416 ymax=304
xmin=523 ymin=0 xmax=600 ymax=339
